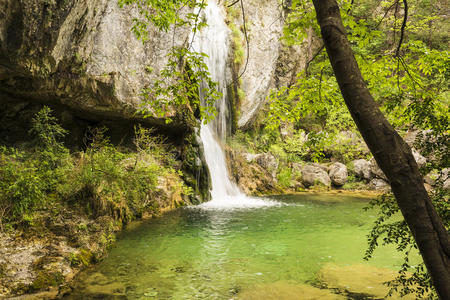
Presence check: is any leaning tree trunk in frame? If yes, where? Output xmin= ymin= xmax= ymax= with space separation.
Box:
xmin=311 ymin=0 xmax=450 ymax=298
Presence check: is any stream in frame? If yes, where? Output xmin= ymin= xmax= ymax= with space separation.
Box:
xmin=66 ymin=194 xmax=415 ymax=299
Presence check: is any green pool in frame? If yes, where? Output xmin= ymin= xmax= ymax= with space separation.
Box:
xmin=66 ymin=194 xmax=416 ymax=299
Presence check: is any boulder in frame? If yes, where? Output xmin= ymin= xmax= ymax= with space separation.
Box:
xmin=443 ymin=178 xmax=450 ymax=191
xmin=328 ymin=162 xmax=348 ymax=186
xmin=369 ymin=158 xmax=388 ymax=181
xmin=243 ymin=153 xmax=259 ymax=163
xmin=256 ymin=153 xmax=278 ymax=173
xmin=301 ymin=165 xmax=331 ymax=187
xmin=369 ymin=178 xmax=390 ymax=191
xmin=412 ymin=149 xmax=427 ymax=168
xmin=424 ymin=174 xmax=436 ymax=186
xmin=352 ymin=159 xmax=371 ymax=180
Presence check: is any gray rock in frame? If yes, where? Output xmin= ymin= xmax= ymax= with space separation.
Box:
xmin=328 ymin=162 xmax=348 ymax=186
xmin=236 ymin=0 xmax=285 ymax=128
xmin=424 ymin=183 xmax=433 ymax=192
xmin=0 ymin=0 xmax=192 ymax=126
xmin=403 ymin=130 xmax=420 ymax=147
xmin=443 ymin=179 xmax=450 ymax=191
xmin=370 ymin=158 xmax=388 ymax=181
xmin=256 ymin=153 xmax=278 ymax=178
xmin=352 ymin=159 xmax=371 ymax=180
xmin=424 ymin=174 xmax=436 ymax=186
xmin=412 ymin=149 xmax=427 ymax=168
xmin=301 ymin=165 xmax=331 ymax=187
xmin=369 ymin=178 xmax=390 ymax=191
xmin=243 ymin=153 xmax=259 ymax=163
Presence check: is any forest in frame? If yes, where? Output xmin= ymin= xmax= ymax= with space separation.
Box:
xmin=0 ymin=0 xmax=448 ymax=299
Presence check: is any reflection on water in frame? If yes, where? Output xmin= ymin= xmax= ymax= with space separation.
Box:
xmin=66 ymin=194 xmax=418 ymax=299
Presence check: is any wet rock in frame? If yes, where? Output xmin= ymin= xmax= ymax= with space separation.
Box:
xmin=328 ymin=162 xmax=348 ymax=186
xmin=301 ymin=165 xmax=331 ymax=187
xmin=351 ymin=159 xmax=371 ymax=180
xmin=369 ymin=178 xmax=390 ymax=191
xmin=316 ymin=263 xmax=416 ymax=299
xmin=369 ymin=158 xmax=388 ymax=181
xmin=226 ymin=148 xmax=282 ymax=196
xmin=83 ymin=282 xmax=127 ymax=299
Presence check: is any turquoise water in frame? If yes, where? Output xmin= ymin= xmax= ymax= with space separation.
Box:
xmin=67 ymin=194 xmax=414 ymax=299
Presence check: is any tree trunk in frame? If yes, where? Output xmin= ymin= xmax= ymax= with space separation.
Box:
xmin=311 ymin=0 xmax=450 ymax=298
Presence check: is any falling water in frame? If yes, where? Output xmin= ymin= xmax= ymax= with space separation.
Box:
xmin=191 ymin=1 xmax=279 ymax=209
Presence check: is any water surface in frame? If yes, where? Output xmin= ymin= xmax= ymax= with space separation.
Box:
xmin=68 ymin=194 xmax=413 ymax=299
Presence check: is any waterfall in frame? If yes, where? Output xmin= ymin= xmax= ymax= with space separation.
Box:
xmin=191 ymin=1 xmax=278 ymax=209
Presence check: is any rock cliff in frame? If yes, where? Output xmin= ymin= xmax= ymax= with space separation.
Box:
xmin=0 ymin=0 xmax=192 ymax=133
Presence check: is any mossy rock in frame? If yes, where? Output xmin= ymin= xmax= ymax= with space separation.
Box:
xmin=70 ymin=248 xmax=94 ymax=267
xmin=29 ymin=270 xmax=64 ymax=292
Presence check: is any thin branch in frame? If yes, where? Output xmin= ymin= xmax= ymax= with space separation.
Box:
xmin=395 ymin=0 xmax=408 ymax=57
xmin=305 ymin=44 xmax=325 ymax=75
xmin=188 ymin=0 xmax=206 ymax=51
xmin=227 ymin=0 xmax=240 ymax=7
xmin=236 ymin=0 xmax=250 ymax=80
xmin=374 ymin=1 xmax=397 ymax=30
xmin=346 ymin=0 xmax=354 ymax=14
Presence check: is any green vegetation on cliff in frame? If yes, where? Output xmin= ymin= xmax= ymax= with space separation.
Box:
xmin=0 ymin=107 xmax=191 ymax=230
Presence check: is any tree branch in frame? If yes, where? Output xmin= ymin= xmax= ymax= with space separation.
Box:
xmin=395 ymin=0 xmax=408 ymax=57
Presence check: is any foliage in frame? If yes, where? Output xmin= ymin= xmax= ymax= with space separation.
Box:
xmin=0 ymin=107 xmax=70 ymax=225
xmin=263 ymin=0 xmax=449 ymax=297
xmin=0 ymin=108 xmax=190 ymax=229
xmin=0 ymin=147 xmax=46 ymax=225
xmin=118 ymin=0 xmax=221 ymax=124
xmin=364 ymin=188 xmax=448 ymax=299
xmin=277 ymin=166 xmax=292 ymax=188
xmin=139 ymin=47 xmax=220 ymax=124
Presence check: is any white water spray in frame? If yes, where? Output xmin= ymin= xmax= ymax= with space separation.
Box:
xmin=191 ymin=1 xmax=279 ymax=209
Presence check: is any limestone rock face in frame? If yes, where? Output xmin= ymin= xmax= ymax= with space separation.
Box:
xmin=235 ymin=0 xmax=285 ymax=128
xmin=301 ymin=164 xmax=331 ymax=187
xmin=328 ymin=162 xmax=348 ymax=186
xmin=234 ymin=0 xmax=321 ymax=129
xmin=352 ymin=159 xmax=372 ymax=180
xmin=0 ymin=0 xmax=189 ymax=129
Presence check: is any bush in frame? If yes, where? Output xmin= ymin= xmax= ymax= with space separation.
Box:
xmin=0 ymin=107 xmax=70 ymax=226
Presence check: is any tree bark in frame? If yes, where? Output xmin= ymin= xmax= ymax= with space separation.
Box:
xmin=311 ymin=0 xmax=450 ymax=298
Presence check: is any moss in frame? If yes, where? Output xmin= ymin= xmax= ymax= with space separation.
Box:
xmin=29 ymin=270 xmax=64 ymax=292
xmin=69 ymin=248 xmax=94 ymax=267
